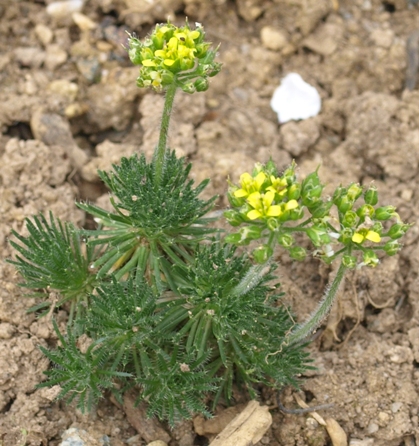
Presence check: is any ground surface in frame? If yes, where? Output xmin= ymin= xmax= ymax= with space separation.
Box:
xmin=1 ymin=0 xmax=419 ymax=445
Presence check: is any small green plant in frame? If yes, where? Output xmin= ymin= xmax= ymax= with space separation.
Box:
xmin=9 ymin=21 xmax=410 ymax=427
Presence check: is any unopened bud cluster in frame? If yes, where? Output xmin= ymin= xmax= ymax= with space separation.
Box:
xmin=128 ymin=21 xmax=221 ymax=93
xmin=225 ymin=162 xmax=410 ymax=266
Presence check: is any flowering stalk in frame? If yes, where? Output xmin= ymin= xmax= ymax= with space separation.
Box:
xmin=285 ymin=261 xmax=347 ymax=346
xmin=154 ymin=81 xmax=177 ymax=187
xmin=128 ymin=22 xmax=221 ymax=186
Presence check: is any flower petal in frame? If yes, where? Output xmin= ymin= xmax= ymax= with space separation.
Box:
xmin=247 ymin=192 xmax=261 ymax=209
xmin=285 ymin=199 xmax=298 ymax=211
xmin=366 ymin=231 xmax=381 ymax=243
xmin=263 ymin=191 xmax=275 ymax=207
xmin=352 ymin=232 xmax=364 ymax=244
xmin=247 ymin=210 xmax=262 ymax=220
xmin=233 ymin=189 xmax=248 ymax=198
xmin=142 ymin=59 xmax=156 ymax=67
xmin=267 ymin=206 xmax=282 ymax=217
xmin=254 ymin=172 xmax=266 ymax=189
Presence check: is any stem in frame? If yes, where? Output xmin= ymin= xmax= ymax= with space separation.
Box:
xmin=154 ymin=81 xmax=178 ymax=187
xmin=285 ymin=260 xmax=347 ymax=346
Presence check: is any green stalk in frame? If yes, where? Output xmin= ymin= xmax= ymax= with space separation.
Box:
xmin=153 ymin=81 xmax=178 ymax=187
xmin=286 ymin=260 xmax=347 ymax=346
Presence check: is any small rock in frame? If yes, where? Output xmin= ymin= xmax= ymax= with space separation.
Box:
xmin=370 ymin=29 xmax=395 ymax=48
xmin=45 ymin=44 xmax=68 ymax=70
xmin=65 ymin=102 xmax=88 ymax=119
xmin=76 ymin=57 xmax=101 ymax=83
xmin=146 ymin=442 xmax=168 ymax=446
xmin=60 ymin=427 xmax=101 ymax=446
xmin=48 ymin=79 xmax=79 ymax=101
xmin=303 ymin=23 xmax=341 ymax=56
xmin=280 ymin=118 xmax=320 ymax=157
xmin=46 ymin=0 xmax=84 ymax=21
xmin=387 ymin=345 xmax=414 ymax=364
xmin=236 ymin=0 xmax=263 ymax=21
xmin=72 ymin=12 xmax=96 ymax=31
xmin=30 ymin=110 xmax=88 ymax=169
xmin=391 ymin=402 xmax=403 ymax=413
xmin=0 ymin=54 xmax=11 ymax=71
xmin=35 ymin=24 xmax=53 ymax=46
xmin=349 ymin=439 xmax=374 ymax=446
xmin=366 ymin=423 xmax=379 ymax=434
xmin=377 ymin=411 xmax=390 ymax=425
xmin=0 ymin=323 xmax=15 ymax=339
xmin=408 ymin=327 xmax=419 ymax=361
xmin=14 ymin=47 xmax=45 ymax=68
xmin=260 ymin=26 xmax=288 ymax=51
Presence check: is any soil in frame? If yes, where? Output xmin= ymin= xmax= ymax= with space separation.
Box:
xmin=1 ymin=0 xmax=419 ymax=445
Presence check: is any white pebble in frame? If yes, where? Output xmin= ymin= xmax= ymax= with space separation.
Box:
xmin=46 ymin=0 xmax=83 ymax=20
xmin=270 ymin=73 xmax=321 ymax=123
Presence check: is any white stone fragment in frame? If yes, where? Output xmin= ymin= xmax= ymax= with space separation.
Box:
xmin=46 ymin=0 xmax=84 ymax=20
xmin=270 ymin=73 xmax=321 ymax=123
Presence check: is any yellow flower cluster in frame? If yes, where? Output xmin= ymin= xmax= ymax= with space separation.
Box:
xmin=128 ymin=21 xmax=220 ymax=92
xmin=233 ymin=171 xmax=299 ymax=221
xmin=140 ymin=25 xmax=202 ymax=73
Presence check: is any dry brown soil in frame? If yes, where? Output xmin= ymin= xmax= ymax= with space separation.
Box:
xmin=1 ymin=0 xmax=419 ymax=445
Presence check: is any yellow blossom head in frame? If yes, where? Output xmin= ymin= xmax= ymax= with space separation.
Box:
xmin=128 ymin=21 xmax=221 ymax=93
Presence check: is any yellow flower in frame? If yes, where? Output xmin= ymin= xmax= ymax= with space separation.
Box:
xmin=352 ymin=229 xmax=381 ymax=244
xmin=267 ymin=175 xmax=288 ymax=197
xmin=234 ymin=172 xmax=266 ymax=198
xmin=246 ymin=191 xmax=282 ymax=220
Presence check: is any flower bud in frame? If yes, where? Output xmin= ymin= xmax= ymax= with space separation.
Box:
xmin=362 ymin=249 xmax=379 ymax=267
xmin=342 ymin=210 xmax=358 ymax=228
xmin=161 ymin=71 xmax=175 ymax=85
xmin=181 ymin=82 xmax=196 ymax=94
xmin=288 ymin=207 xmax=305 ymax=221
xmin=347 ymin=183 xmax=363 ymax=201
xmin=333 ymin=185 xmax=346 ymax=203
xmin=364 ymin=184 xmax=378 ymax=206
xmin=287 ymin=183 xmax=301 ymax=200
xmin=263 ymin=160 xmax=278 ymax=177
xmin=309 ymin=200 xmax=333 ymax=219
xmin=336 ymin=195 xmax=354 ymax=214
xmin=208 ymin=62 xmax=222 ymax=77
xmin=307 ymin=227 xmax=330 ymax=247
xmin=302 ymin=171 xmax=321 ymax=192
xmin=240 ymin=225 xmax=263 ymax=241
xmin=371 ymin=221 xmax=383 ymax=235
xmin=383 ymin=240 xmax=401 ymax=256
xmin=267 ymin=218 xmax=280 ymax=231
xmin=194 ymin=78 xmax=209 ymax=92
xmin=338 ymin=227 xmax=353 ymax=245
xmin=289 ymin=246 xmax=307 ymax=261
xmin=387 ymin=223 xmax=410 ymax=240
xmin=282 ymin=161 xmax=297 ymax=185
xmin=342 ymin=254 xmax=357 ymax=269
xmin=253 ymin=244 xmax=273 ymax=263
xmin=224 ymin=209 xmax=243 ymax=226
xmin=374 ymin=205 xmax=396 ymax=221
xmin=278 ymin=233 xmax=295 ymax=248
xmin=356 ymin=204 xmax=375 ymax=219
xmin=224 ymin=232 xmax=243 ymax=245
xmin=226 ymin=190 xmax=245 ymax=208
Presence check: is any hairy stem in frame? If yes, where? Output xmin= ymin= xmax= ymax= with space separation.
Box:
xmin=286 ymin=261 xmax=347 ymax=345
xmin=153 ymin=82 xmax=178 ymax=187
